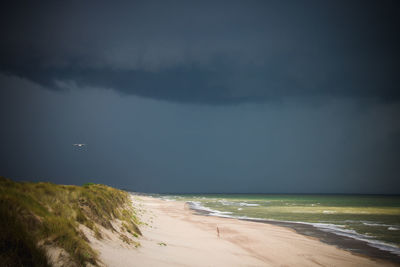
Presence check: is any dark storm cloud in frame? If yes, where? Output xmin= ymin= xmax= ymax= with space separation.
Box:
xmin=1 ymin=73 xmax=400 ymax=193
xmin=1 ymin=1 xmax=399 ymax=104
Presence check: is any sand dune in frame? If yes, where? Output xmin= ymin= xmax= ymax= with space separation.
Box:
xmin=87 ymin=196 xmax=395 ymax=267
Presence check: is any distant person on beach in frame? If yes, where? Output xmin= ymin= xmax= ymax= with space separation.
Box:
xmin=217 ymin=226 xmax=220 ymax=237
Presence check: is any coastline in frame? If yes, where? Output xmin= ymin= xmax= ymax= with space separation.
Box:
xmin=91 ymin=195 xmax=397 ymax=266
xmin=187 ymin=201 xmax=400 ymax=264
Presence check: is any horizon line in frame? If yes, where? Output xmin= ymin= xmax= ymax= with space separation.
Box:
xmin=124 ymin=190 xmax=400 ymax=196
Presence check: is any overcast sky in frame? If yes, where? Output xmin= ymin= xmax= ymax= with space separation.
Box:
xmin=1 ymin=1 xmax=399 ymax=193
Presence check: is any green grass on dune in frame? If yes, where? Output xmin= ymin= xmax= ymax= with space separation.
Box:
xmin=0 ymin=177 xmax=141 ymax=267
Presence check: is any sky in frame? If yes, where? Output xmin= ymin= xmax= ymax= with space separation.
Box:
xmin=0 ymin=1 xmax=399 ymax=193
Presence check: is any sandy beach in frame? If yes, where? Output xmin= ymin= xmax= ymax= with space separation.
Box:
xmin=86 ymin=196 xmax=397 ymax=267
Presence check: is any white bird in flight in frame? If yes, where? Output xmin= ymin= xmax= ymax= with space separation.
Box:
xmin=73 ymin=144 xmax=86 ymax=147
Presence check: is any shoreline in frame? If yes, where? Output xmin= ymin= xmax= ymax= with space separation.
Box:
xmin=188 ymin=204 xmax=400 ymax=264
xmin=88 ymin=194 xmax=398 ymax=266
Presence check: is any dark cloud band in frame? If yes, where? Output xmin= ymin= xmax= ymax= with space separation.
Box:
xmin=1 ymin=0 xmax=399 ymax=104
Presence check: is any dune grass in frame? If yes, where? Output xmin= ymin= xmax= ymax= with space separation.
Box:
xmin=0 ymin=177 xmax=141 ymax=266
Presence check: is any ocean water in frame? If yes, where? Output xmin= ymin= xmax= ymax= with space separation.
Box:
xmin=156 ymin=194 xmax=400 ymax=258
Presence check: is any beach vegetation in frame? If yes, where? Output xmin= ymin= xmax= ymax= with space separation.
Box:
xmin=0 ymin=177 xmax=141 ymax=266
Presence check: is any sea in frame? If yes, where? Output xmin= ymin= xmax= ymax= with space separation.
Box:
xmin=153 ymin=194 xmax=400 ymax=263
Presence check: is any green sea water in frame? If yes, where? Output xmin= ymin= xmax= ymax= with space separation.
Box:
xmin=158 ymin=194 xmax=400 ymax=254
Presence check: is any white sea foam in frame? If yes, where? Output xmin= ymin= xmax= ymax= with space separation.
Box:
xmin=363 ymin=222 xmax=388 ymax=227
xmin=216 ymin=200 xmax=260 ymax=207
xmin=362 ymin=222 xmax=400 ymax=231
xmin=187 ymin=201 xmax=233 ymax=216
xmin=293 ymin=222 xmax=400 ymax=256
xmin=239 ymin=202 xmax=260 ymax=207
xmin=322 ymin=210 xmax=336 ymax=214
xmin=218 ymin=200 xmax=235 ymax=206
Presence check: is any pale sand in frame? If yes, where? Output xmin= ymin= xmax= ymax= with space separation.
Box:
xmin=86 ymin=195 xmax=396 ymax=267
